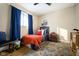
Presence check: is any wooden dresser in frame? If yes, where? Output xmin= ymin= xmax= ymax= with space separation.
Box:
xmin=70 ymin=32 xmax=79 ymax=55
xmin=70 ymin=32 xmax=79 ymax=47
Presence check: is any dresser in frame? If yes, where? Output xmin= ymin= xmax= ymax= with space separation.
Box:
xmin=40 ymin=26 xmax=49 ymax=41
xmin=70 ymin=32 xmax=79 ymax=55
xmin=70 ymin=32 xmax=79 ymax=47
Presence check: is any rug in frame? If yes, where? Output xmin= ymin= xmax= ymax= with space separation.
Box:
xmin=26 ymin=41 xmax=73 ymax=56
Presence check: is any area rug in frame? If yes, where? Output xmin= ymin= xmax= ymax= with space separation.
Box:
xmin=26 ymin=41 xmax=73 ymax=56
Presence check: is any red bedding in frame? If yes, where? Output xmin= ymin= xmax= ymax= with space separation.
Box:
xmin=22 ymin=35 xmax=43 ymax=46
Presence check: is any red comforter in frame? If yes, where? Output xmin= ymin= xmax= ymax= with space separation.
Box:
xmin=22 ymin=35 xmax=43 ymax=46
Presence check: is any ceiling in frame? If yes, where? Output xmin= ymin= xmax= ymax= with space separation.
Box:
xmin=20 ymin=3 xmax=75 ymax=16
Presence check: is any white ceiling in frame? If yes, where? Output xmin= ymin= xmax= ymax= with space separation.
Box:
xmin=20 ymin=3 xmax=75 ymax=16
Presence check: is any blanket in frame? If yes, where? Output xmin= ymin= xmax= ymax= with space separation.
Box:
xmin=22 ymin=35 xmax=43 ymax=46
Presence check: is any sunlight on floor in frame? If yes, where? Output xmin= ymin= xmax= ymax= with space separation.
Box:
xmin=57 ymin=27 xmax=68 ymax=42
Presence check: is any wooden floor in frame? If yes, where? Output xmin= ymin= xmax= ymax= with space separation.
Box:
xmin=0 ymin=46 xmax=31 ymax=56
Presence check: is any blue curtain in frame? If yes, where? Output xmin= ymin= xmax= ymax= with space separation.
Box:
xmin=28 ymin=14 xmax=33 ymax=34
xmin=10 ymin=6 xmax=21 ymax=41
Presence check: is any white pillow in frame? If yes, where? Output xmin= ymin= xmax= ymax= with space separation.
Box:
xmin=41 ymin=29 xmax=44 ymax=35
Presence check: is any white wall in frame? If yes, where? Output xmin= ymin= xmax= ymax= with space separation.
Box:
xmin=75 ymin=4 xmax=79 ymax=29
xmin=0 ymin=4 xmax=11 ymax=40
xmin=33 ymin=16 xmax=41 ymax=34
xmin=40 ymin=6 xmax=76 ymax=42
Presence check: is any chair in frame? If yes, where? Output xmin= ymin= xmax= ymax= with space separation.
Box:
xmin=49 ymin=32 xmax=58 ymax=42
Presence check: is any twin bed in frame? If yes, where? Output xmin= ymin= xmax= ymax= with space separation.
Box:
xmin=22 ymin=35 xmax=43 ymax=47
xmin=21 ymin=30 xmax=43 ymax=49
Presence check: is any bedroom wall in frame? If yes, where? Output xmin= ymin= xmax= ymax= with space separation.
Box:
xmin=33 ymin=16 xmax=41 ymax=34
xmin=75 ymin=4 xmax=79 ymax=29
xmin=0 ymin=4 xmax=11 ymax=40
xmin=40 ymin=6 xmax=76 ymax=43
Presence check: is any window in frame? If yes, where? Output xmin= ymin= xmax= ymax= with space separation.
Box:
xmin=21 ymin=11 xmax=28 ymax=26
